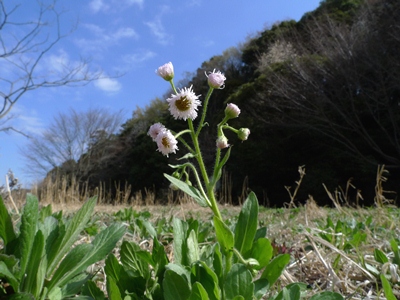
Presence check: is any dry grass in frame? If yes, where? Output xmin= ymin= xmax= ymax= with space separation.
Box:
xmin=2 ymin=165 xmax=399 ymax=299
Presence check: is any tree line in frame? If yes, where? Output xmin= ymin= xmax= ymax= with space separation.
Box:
xmin=24 ymin=0 xmax=400 ymax=206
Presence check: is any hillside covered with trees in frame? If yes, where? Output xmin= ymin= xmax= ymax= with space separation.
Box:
xmin=38 ymin=0 xmax=400 ymax=206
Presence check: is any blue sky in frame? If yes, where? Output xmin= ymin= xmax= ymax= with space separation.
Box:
xmin=0 ymin=0 xmax=321 ymax=187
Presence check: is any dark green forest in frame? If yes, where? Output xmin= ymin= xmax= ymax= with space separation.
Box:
xmin=48 ymin=0 xmax=400 ymax=207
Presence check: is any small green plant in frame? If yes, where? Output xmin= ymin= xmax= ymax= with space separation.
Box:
xmin=91 ymin=62 xmax=343 ymax=299
xmin=0 ymin=194 xmax=125 ymax=299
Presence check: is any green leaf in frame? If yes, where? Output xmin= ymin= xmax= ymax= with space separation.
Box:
xmin=104 ymin=254 xmax=135 ymax=297
xmin=212 ymin=243 xmax=223 ymax=281
xmin=46 ymin=197 xmax=97 ymax=277
xmin=309 ymin=291 xmax=344 ymax=300
xmin=165 ymin=263 xmax=191 ymax=283
xmin=163 ymin=269 xmax=191 ymax=300
xmin=374 ymin=249 xmax=389 ymax=264
xmin=253 ymin=279 xmax=269 ymax=300
xmin=187 ymin=230 xmax=199 ymax=265
xmin=224 ymin=264 xmax=254 ymax=300
xmin=380 ymin=274 xmax=397 ymax=300
xmin=17 ymin=194 xmax=39 ymax=280
xmin=106 ymin=275 xmax=122 ymax=300
xmin=260 ymin=254 xmax=290 ymax=286
xmin=190 ymin=261 xmax=220 ymax=300
xmin=213 ymin=216 xmax=234 ymax=254
xmin=5 ymin=292 xmax=36 ymax=300
xmin=21 ymin=230 xmax=46 ymax=298
xmin=172 ymin=218 xmax=185 ymax=265
xmin=250 ymin=238 xmax=273 ymax=269
xmin=47 ymin=223 xmax=125 ymax=292
xmin=234 ymin=192 xmax=258 ymax=256
xmin=188 ymin=282 xmax=209 ymax=300
xmin=152 ymin=238 xmax=169 ymax=279
xmin=0 ymin=261 xmax=19 ymax=293
xmin=82 ymin=281 xmax=106 ymax=300
xmin=0 ymin=195 xmax=16 ymax=246
xmin=390 ymin=239 xmax=400 ymax=266
xmin=164 ymin=174 xmax=208 ymax=207
xmin=120 ymin=241 xmax=150 ymax=279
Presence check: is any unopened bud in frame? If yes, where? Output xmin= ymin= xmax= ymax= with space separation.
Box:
xmin=224 ymin=103 xmax=240 ymax=119
xmin=206 ymin=69 xmax=226 ymax=89
xmin=156 ymin=62 xmax=174 ymax=81
xmin=216 ymin=136 xmax=229 ymax=149
xmin=237 ymin=128 xmax=250 ymax=141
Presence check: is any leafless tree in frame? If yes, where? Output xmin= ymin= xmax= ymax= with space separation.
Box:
xmin=253 ymin=0 xmax=400 ymax=168
xmin=0 ymin=0 xmax=103 ymax=134
xmin=22 ymin=107 xmax=125 ymax=179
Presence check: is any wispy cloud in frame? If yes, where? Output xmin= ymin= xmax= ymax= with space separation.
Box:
xmin=89 ymin=0 xmax=109 ymax=13
xmin=94 ymin=78 xmax=122 ymax=93
xmin=145 ymin=5 xmax=173 ymax=45
xmin=123 ymin=50 xmax=156 ymax=64
xmin=89 ymin=0 xmax=143 ymax=13
xmin=10 ymin=105 xmax=45 ymax=136
xmin=75 ymin=24 xmax=138 ymax=54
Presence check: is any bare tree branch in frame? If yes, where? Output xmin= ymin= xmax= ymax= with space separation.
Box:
xmin=0 ymin=0 xmax=105 ymax=126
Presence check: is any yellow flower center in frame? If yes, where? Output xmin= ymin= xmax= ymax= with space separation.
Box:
xmin=162 ymin=137 xmax=169 ymax=148
xmin=175 ymin=96 xmax=190 ymax=111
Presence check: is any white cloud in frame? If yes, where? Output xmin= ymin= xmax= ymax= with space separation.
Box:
xmin=47 ymin=49 xmax=70 ymax=73
xmin=94 ymin=78 xmax=121 ymax=93
xmin=114 ymin=27 xmax=138 ymax=39
xmin=123 ymin=50 xmax=156 ymax=64
xmin=75 ymin=24 xmax=138 ymax=54
xmin=145 ymin=5 xmax=173 ymax=45
xmin=9 ymin=105 xmax=45 ymax=136
xmin=89 ymin=0 xmax=143 ymax=13
xmin=89 ymin=0 xmax=109 ymax=13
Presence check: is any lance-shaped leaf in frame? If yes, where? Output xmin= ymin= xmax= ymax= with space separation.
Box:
xmin=46 ymin=197 xmax=97 ymax=277
xmin=17 ymin=194 xmax=39 ymax=280
xmin=213 ymin=216 xmax=234 ymax=255
xmin=0 ymin=195 xmax=16 ymax=246
xmin=234 ymin=192 xmax=258 ymax=256
xmin=47 ymin=223 xmax=125 ymax=293
xmin=165 ymin=174 xmax=208 ymax=207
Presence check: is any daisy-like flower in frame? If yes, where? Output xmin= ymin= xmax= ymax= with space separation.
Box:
xmin=237 ymin=128 xmax=251 ymax=141
xmin=167 ymin=85 xmax=201 ymax=120
xmin=148 ymin=122 xmax=166 ymax=141
xmin=156 ymin=62 xmax=174 ymax=81
xmin=155 ymin=129 xmax=178 ymax=157
xmin=206 ymin=69 xmax=226 ymax=89
xmin=225 ymin=103 xmax=241 ymax=119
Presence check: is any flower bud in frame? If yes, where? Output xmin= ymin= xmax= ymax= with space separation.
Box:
xmin=156 ymin=62 xmax=174 ymax=81
xmin=224 ymin=103 xmax=240 ymax=119
xmin=206 ymin=69 xmax=226 ymax=89
xmin=237 ymin=128 xmax=250 ymax=141
xmin=216 ymin=136 xmax=229 ymax=149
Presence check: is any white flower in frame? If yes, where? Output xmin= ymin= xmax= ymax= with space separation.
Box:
xmin=206 ymin=69 xmax=226 ymax=89
xmin=155 ymin=129 xmax=178 ymax=157
xmin=156 ymin=62 xmax=174 ymax=81
xmin=167 ymin=85 xmax=201 ymax=120
xmin=148 ymin=122 xmax=166 ymax=141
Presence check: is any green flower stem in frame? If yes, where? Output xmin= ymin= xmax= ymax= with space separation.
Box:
xmin=196 ymin=87 xmax=214 ymax=137
xmin=188 ymin=118 xmax=222 ymax=220
xmin=222 ymin=124 xmax=238 ymax=134
xmin=169 ymin=80 xmax=177 ymax=94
